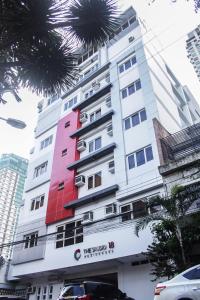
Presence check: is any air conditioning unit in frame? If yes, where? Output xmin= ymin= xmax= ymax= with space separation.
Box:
xmin=105 ymin=96 xmax=111 ymax=108
xmin=82 ymin=211 xmax=93 ymax=224
xmin=77 ymin=140 xmax=86 ymax=152
xmin=106 ymin=123 xmax=113 ymax=136
xmin=129 ymin=36 xmax=135 ymax=43
xmin=80 ymin=112 xmax=88 ymax=123
xmin=27 ymin=287 xmax=36 ymax=294
xmin=105 ymin=203 xmax=117 ymax=216
xmin=108 ymin=161 xmax=115 ymax=174
xmin=75 ymin=175 xmax=85 ymax=187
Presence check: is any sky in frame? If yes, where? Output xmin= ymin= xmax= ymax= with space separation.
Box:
xmin=0 ymin=0 xmax=200 ymax=160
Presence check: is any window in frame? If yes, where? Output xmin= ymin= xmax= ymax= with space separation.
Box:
xmin=127 ymin=145 xmax=153 ymax=170
xmin=48 ymin=286 xmax=53 ymax=300
xmin=42 ymin=287 xmax=47 ymax=300
xmin=40 ymin=135 xmax=53 ymax=150
xmin=124 ymin=109 xmax=147 ymax=130
xmin=119 ymin=55 xmax=137 ymax=74
xmin=65 ymin=121 xmax=70 ymax=128
xmin=56 ymin=220 xmax=83 ymax=248
xmin=34 ymin=162 xmax=48 ymax=178
xmin=121 ymin=200 xmax=147 ymax=222
xmin=37 ymin=287 xmax=41 ymax=300
xmin=89 ymin=137 xmax=102 ymax=153
xmin=88 ymin=172 xmax=102 ymax=189
xmin=85 ymin=89 xmax=94 ymax=99
xmin=90 ymin=109 xmax=101 ymax=123
xmin=24 ymin=232 xmax=38 ymax=248
xmin=183 ymin=267 xmax=200 ymax=280
xmin=64 ymin=96 xmax=77 ymax=111
xmin=47 ymin=94 xmax=59 ymax=106
xmin=62 ymin=149 xmax=67 ymax=156
xmin=121 ymin=79 xmax=141 ymax=99
xmin=78 ymin=46 xmax=98 ymax=64
xmin=58 ymin=182 xmax=64 ymax=190
xmin=31 ymin=194 xmax=44 ymax=211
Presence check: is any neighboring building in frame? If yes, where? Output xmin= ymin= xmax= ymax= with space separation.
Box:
xmin=11 ymin=7 xmax=200 ymax=300
xmin=0 ymin=154 xmax=28 ymax=294
xmin=186 ymin=25 xmax=200 ymax=81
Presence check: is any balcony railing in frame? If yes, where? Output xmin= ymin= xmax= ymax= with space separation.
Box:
xmin=161 ymin=122 xmax=200 ymax=162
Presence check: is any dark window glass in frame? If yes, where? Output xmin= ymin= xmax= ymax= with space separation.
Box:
xmin=125 ymin=118 xmax=131 ymax=130
xmin=90 ymin=113 xmax=95 ymax=122
xmin=65 ymin=121 xmax=70 ymax=128
xmin=145 ymin=146 xmax=153 ymax=161
xmin=128 ymin=84 xmax=135 ymax=95
xmin=64 ymin=238 xmax=74 ymax=246
xmin=65 ymin=222 xmax=75 ymax=238
xmin=89 ymin=141 xmax=94 ymax=153
xmin=95 ymin=137 xmax=101 ymax=150
xmin=129 ymin=16 xmax=136 ymax=24
xmin=140 ymin=109 xmax=147 ymax=122
xmin=135 ymin=79 xmax=141 ymax=90
xmin=76 ymin=235 xmax=83 ymax=243
xmin=40 ymin=195 xmax=44 ymax=207
xmin=95 ymin=172 xmax=102 ymax=187
xmin=133 ymin=201 xmax=147 ymax=219
xmin=131 ymin=56 xmax=137 ymax=65
xmin=122 ymin=21 xmax=129 ymax=30
xmin=128 ymin=154 xmax=135 ymax=169
xmin=58 ymin=182 xmax=64 ymax=190
xmin=136 ymin=149 xmax=145 ymax=166
xmin=96 ymin=109 xmax=101 ymax=120
xmin=88 ymin=176 xmax=93 ymax=189
xmin=131 ymin=113 xmax=140 ymax=126
xmin=121 ymin=205 xmax=132 ymax=222
xmin=125 ymin=60 xmax=131 ymax=70
xmin=62 ymin=149 xmax=67 ymax=156
xmin=24 ymin=236 xmax=29 ymax=248
xmin=31 ymin=199 xmax=35 ymax=211
xmin=119 ymin=65 xmax=124 ymax=73
xmin=183 ymin=267 xmax=200 ymax=280
xmin=122 ymin=89 xmax=127 ymax=99
xmin=35 ymin=200 xmax=40 ymax=209
xmin=73 ymin=286 xmax=84 ymax=296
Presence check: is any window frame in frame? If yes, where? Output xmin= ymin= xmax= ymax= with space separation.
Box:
xmin=88 ymin=137 xmax=102 ymax=153
xmin=127 ymin=145 xmax=153 ymax=170
xmin=24 ymin=232 xmax=38 ymax=249
xmin=121 ymin=200 xmax=147 ymax=222
xmin=56 ymin=220 xmax=83 ymax=249
xmin=64 ymin=96 xmax=77 ymax=111
xmin=121 ymin=79 xmax=141 ymax=99
xmin=34 ymin=162 xmax=48 ymax=178
xmin=40 ymin=135 xmax=53 ymax=150
xmin=88 ymin=172 xmax=102 ymax=189
xmin=30 ymin=194 xmax=45 ymax=211
xmin=118 ymin=54 xmax=137 ymax=74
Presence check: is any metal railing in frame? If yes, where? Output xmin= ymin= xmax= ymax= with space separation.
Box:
xmin=161 ymin=122 xmax=200 ymax=162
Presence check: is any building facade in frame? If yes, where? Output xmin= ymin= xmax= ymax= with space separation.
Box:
xmin=0 ymin=154 xmax=28 ymax=292
xmin=11 ymin=7 xmax=200 ymax=300
xmin=186 ymin=24 xmax=200 ymax=81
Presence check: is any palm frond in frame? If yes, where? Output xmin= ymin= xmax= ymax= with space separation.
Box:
xmin=66 ymin=0 xmax=119 ymax=46
xmin=18 ymin=40 xmax=78 ymax=96
xmin=135 ymin=213 xmax=164 ymax=237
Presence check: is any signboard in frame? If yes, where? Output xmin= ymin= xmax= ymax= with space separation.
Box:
xmin=74 ymin=241 xmax=115 ymax=261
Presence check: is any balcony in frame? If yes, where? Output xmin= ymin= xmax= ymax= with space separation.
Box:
xmin=70 ymin=110 xmax=114 ymax=138
xmin=72 ymin=83 xmax=112 ymax=111
xmin=160 ymin=122 xmax=200 ymax=163
xmin=67 ymin=143 xmax=116 ymax=170
xmin=64 ymin=184 xmax=119 ymax=209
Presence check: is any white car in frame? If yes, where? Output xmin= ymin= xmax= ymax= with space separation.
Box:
xmin=154 ymin=264 xmax=200 ymax=300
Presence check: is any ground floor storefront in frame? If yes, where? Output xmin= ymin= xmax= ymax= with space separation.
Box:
xmin=25 ymin=260 xmax=157 ymax=300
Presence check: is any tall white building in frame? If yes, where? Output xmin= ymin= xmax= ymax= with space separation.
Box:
xmin=0 ymin=154 xmax=28 ymax=295
xmin=11 ymin=7 xmax=200 ymax=300
xmin=186 ymin=24 xmax=200 ymax=81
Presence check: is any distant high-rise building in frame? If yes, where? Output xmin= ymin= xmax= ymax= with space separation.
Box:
xmin=186 ymin=25 xmax=200 ymax=80
xmin=0 ymin=154 xmax=28 ymax=260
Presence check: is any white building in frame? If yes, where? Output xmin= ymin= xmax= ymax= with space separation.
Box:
xmin=0 ymin=154 xmax=28 ymax=293
xmin=186 ymin=24 xmax=200 ymax=81
xmin=11 ymin=7 xmax=200 ymax=300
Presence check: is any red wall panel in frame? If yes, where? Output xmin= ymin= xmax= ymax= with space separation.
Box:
xmin=46 ymin=111 xmax=80 ymax=224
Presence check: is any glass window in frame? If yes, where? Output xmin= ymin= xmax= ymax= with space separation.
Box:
xmin=96 ymin=109 xmax=101 ymax=120
xmin=135 ymin=79 xmax=141 ymax=90
xmin=128 ymin=84 xmax=135 ymax=95
xmin=133 ymin=201 xmax=147 ymax=219
xmin=119 ymin=65 xmax=124 ymax=73
xmin=131 ymin=56 xmax=136 ymax=65
xmin=89 ymin=141 xmax=94 ymax=153
xmin=128 ymin=154 xmax=135 ymax=169
xmin=136 ymin=149 xmax=145 ymax=166
xmin=125 ymin=60 xmax=131 ymax=70
xmin=124 ymin=118 xmax=131 ymax=130
xmin=88 ymin=176 xmax=93 ymax=189
xmin=140 ymin=109 xmax=147 ymax=122
xmin=122 ymin=21 xmax=129 ymax=30
xmin=95 ymin=137 xmax=101 ymax=150
xmin=184 ymin=267 xmax=200 ymax=280
xmin=122 ymin=89 xmax=127 ymax=99
xmin=121 ymin=204 xmax=132 ymax=222
xmin=145 ymin=146 xmax=153 ymax=161
xmin=131 ymin=113 xmax=139 ymax=126
xmin=95 ymin=172 xmax=102 ymax=187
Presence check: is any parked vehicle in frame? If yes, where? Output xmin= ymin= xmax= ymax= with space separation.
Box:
xmin=57 ymin=281 xmax=134 ymax=300
xmin=154 ymin=264 xmax=200 ymax=300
